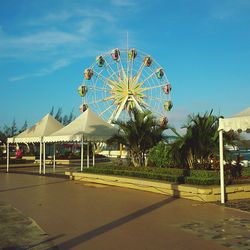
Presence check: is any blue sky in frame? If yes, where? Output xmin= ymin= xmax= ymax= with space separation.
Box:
xmin=0 ymin=0 xmax=250 ymax=130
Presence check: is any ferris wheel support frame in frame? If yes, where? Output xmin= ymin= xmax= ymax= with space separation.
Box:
xmin=108 ymin=96 xmax=128 ymax=122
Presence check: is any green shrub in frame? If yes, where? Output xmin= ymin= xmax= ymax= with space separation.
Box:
xmin=189 ymin=169 xmax=220 ymax=178
xmin=79 ymin=165 xmax=226 ymax=186
xmin=148 ymin=142 xmax=173 ymax=167
xmin=81 ymin=166 xmax=185 ymax=183
xmin=185 ymin=177 xmax=220 ymax=185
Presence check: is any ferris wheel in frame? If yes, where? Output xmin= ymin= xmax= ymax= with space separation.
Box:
xmin=78 ymin=48 xmax=173 ymax=126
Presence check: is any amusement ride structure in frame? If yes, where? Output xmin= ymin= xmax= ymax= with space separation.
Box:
xmin=77 ymin=48 xmax=173 ymax=126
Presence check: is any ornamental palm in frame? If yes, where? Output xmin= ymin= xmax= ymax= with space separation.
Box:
xmin=170 ymin=111 xmax=239 ymax=169
xmin=107 ymin=109 xmax=166 ymax=167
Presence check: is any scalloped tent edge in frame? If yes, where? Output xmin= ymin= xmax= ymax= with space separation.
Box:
xmin=6 ymin=113 xmax=64 ymax=174
xmin=218 ymin=107 xmax=250 ymax=204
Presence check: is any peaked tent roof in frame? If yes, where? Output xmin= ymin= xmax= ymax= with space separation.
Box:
xmin=43 ymin=108 xmax=118 ymax=142
xmin=218 ymin=107 xmax=250 ymax=132
xmin=8 ymin=114 xmax=64 ymax=143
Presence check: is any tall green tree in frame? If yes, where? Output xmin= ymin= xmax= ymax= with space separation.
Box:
xmin=169 ymin=111 xmax=239 ymax=169
xmin=107 ymin=109 xmax=166 ymax=167
xmin=3 ymin=119 xmax=18 ymax=138
xmin=50 ymin=106 xmax=75 ymax=125
xmin=19 ymin=120 xmax=28 ymax=133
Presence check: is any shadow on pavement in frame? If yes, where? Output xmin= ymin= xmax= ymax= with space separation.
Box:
xmin=57 ymin=197 xmax=176 ymax=249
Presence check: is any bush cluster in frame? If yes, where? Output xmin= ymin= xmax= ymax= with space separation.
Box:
xmin=80 ymin=165 xmax=222 ymax=186
xmin=148 ymin=142 xmax=173 ymax=167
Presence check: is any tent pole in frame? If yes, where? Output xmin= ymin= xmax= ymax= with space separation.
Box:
xmin=53 ymin=143 xmax=56 ymax=172
xmin=93 ymin=143 xmax=95 ymax=167
xmin=219 ymin=129 xmax=225 ymax=204
xmin=39 ymin=141 xmax=42 ymax=174
xmin=81 ymin=137 xmax=84 ymax=171
xmin=6 ymin=142 xmax=9 ymax=173
xmin=43 ymin=142 xmax=46 ymax=175
xmin=87 ymin=142 xmax=89 ymax=168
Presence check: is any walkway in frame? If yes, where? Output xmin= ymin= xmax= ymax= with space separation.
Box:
xmin=0 ymin=172 xmax=249 ymax=250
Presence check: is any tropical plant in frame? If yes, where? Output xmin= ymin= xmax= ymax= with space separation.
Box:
xmin=107 ymin=109 xmax=166 ymax=167
xmin=169 ymin=111 xmax=239 ymax=169
xmin=148 ymin=142 xmax=173 ymax=167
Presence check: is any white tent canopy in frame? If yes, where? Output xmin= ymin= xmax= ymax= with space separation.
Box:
xmin=218 ymin=107 xmax=250 ymax=132
xmin=43 ymin=108 xmax=118 ymax=172
xmin=218 ymin=107 xmax=250 ymax=203
xmin=44 ymin=108 xmax=118 ymax=143
xmin=6 ymin=113 xmax=64 ymax=173
xmin=8 ymin=113 xmax=64 ymax=143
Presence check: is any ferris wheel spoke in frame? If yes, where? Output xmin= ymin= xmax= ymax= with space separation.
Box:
xmin=140 ymin=71 xmax=158 ymax=85
xmin=141 ymin=84 xmax=166 ymax=92
xmin=108 ymin=96 xmax=128 ymax=122
xmin=129 ymin=59 xmax=135 ymax=82
xmin=130 ymin=95 xmax=143 ymax=112
xmin=132 ymin=62 xmax=145 ymax=85
xmin=118 ymin=56 xmax=128 ymax=82
xmin=104 ymin=62 xmax=119 ymax=82
xmin=93 ymin=71 xmax=117 ymax=88
xmin=99 ymin=104 xmax=115 ymax=117
xmin=88 ymin=86 xmax=110 ymax=92
xmin=146 ymin=96 xmax=165 ymax=102
xmin=89 ymin=96 xmax=114 ymax=106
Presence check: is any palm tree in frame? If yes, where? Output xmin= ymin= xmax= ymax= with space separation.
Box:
xmin=107 ymin=109 xmax=166 ymax=167
xmin=169 ymin=111 xmax=239 ymax=169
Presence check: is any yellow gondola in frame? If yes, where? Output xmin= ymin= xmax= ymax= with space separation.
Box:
xmin=78 ymin=85 xmax=88 ymax=97
xmin=164 ymin=101 xmax=173 ymax=111
xmin=128 ymin=49 xmax=137 ymax=60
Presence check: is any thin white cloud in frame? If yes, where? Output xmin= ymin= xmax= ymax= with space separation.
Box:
xmin=76 ymin=8 xmax=115 ymax=22
xmin=27 ymin=11 xmax=72 ymax=26
xmin=167 ymin=107 xmax=190 ymax=128
xmin=77 ymin=19 xmax=95 ymax=34
xmin=11 ymin=31 xmax=79 ymax=48
xmin=9 ymin=58 xmax=71 ymax=82
xmin=0 ymin=7 xmax=115 ymax=59
xmin=2 ymin=4 xmax=138 ymax=81
xmin=9 ymin=74 xmax=30 ymax=82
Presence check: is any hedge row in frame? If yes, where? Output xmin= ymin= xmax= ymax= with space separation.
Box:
xmin=81 ymin=167 xmax=184 ymax=183
xmin=80 ymin=166 xmax=222 ymax=186
xmin=184 ymin=177 xmax=220 ymax=186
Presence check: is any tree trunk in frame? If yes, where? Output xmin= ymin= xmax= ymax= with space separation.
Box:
xmin=131 ymin=150 xmax=143 ymax=167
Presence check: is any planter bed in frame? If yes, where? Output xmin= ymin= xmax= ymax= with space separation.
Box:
xmin=65 ymin=171 xmax=250 ymax=202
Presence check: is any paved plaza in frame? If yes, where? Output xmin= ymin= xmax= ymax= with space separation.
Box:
xmin=0 ymin=171 xmax=249 ymax=250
